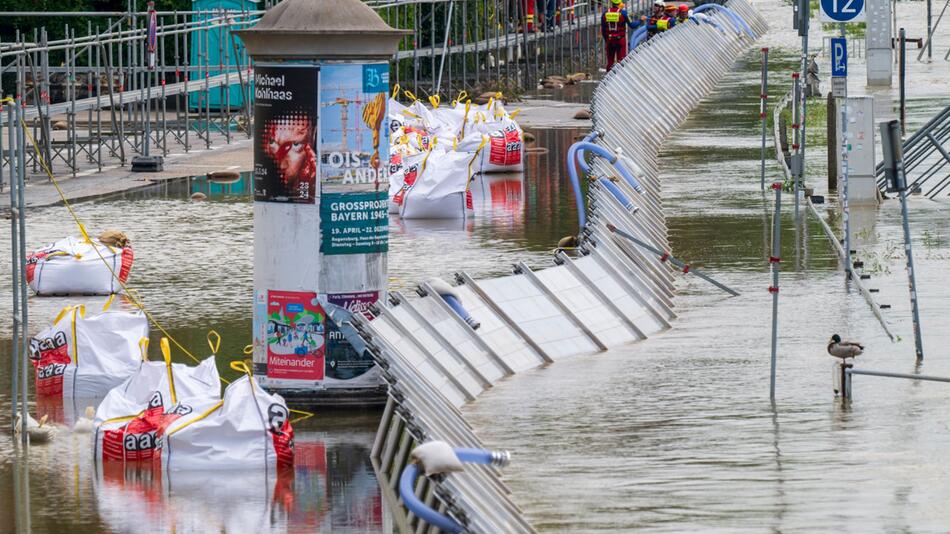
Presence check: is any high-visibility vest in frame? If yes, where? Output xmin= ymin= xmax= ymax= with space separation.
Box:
xmin=657 ymin=17 xmax=670 ymax=30
xmin=605 ymin=7 xmax=627 ymax=40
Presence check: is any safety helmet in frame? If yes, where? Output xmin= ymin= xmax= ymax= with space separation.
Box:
xmin=611 ymin=0 xmax=623 ymax=5
xmin=678 ymin=3 xmax=689 ymax=11
xmin=653 ymin=1 xmax=665 ymax=8
xmin=664 ymin=4 xmax=677 ymax=12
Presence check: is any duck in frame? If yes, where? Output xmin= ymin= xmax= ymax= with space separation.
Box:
xmin=72 ymin=406 xmax=96 ymax=434
xmin=14 ymin=413 xmax=57 ymax=444
xmin=828 ymin=334 xmax=864 ymax=360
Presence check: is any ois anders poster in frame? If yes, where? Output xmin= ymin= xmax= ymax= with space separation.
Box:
xmin=319 ymin=63 xmax=390 ymax=193
xmin=254 ymin=65 xmax=319 ymax=203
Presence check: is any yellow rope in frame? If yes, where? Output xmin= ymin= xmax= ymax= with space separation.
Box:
xmin=17 ymin=110 xmax=218 ymax=379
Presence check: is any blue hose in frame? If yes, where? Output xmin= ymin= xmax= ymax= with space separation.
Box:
xmin=629 ymin=26 xmax=647 ymax=50
xmin=599 ymin=178 xmax=635 ymax=211
xmin=574 ymin=142 xmax=645 ymax=193
xmin=441 ymin=293 xmax=481 ymax=330
xmin=398 ymin=447 xmax=506 ymax=533
xmin=691 ymin=4 xmax=753 ymax=37
xmin=399 ymin=464 xmax=464 ymax=533
xmin=567 ymin=133 xmax=599 ymax=231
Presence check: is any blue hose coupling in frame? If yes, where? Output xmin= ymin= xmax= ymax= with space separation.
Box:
xmin=426 ymin=278 xmax=480 ymax=330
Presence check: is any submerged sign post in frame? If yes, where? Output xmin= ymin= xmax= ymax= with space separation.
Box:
xmin=820 ymin=0 xmax=865 ymax=22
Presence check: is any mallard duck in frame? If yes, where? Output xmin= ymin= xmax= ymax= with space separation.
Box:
xmin=14 ymin=413 xmax=57 ymax=444
xmin=72 ymin=406 xmax=96 ymax=434
xmin=828 ymin=334 xmax=864 ymax=360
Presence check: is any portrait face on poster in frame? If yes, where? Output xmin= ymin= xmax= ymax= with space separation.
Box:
xmin=254 ymin=64 xmax=319 ymax=203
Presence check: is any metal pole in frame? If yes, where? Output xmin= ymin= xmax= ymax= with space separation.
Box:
xmin=7 ymin=102 xmax=19 ymax=432
xmin=928 ymin=0 xmax=933 ymax=59
xmin=842 ymin=100 xmax=852 ymax=279
xmin=760 ymin=47 xmax=768 ymax=190
xmin=792 ymin=72 xmax=800 ymax=222
xmin=435 ymin=0 xmax=455 ymax=95
xmin=15 ymin=98 xmax=28 ymax=445
xmin=899 ymin=27 xmax=906 ymax=135
xmin=769 ymin=182 xmax=783 ymax=401
xmin=606 ymin=223 xmax=740 ymax=296
xmin=799 ymin=0 xmax=809 ymax=203
xmin=898 ymin=170 xmax=924 ymax=361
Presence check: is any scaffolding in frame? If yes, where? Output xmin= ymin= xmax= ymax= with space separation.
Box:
xmin=0 ymin=7 xmax=260 ymax=184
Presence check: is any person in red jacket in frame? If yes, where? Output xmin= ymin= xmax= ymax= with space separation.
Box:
xmin=601 ymin=0 xmax=645 ymax=72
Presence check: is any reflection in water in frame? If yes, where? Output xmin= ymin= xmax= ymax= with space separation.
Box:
xmin=7 ymin=427 xmax=380 ymax=533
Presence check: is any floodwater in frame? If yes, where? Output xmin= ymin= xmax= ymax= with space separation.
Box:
xmin=3 ymin=0 xmax=950 ymax=530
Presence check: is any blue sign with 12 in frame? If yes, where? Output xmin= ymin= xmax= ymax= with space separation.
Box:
xmin=820 ymin=0 xmax=865 ymax=22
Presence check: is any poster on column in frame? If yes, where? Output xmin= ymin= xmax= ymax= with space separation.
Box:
xmin=254 ymin=64 xmax=319 ymax=203
xmin=266 ymin=290 xmax=326 ymax=381
xmin=325 ymin=292 xmax=379 ymax=381
xmin=319 ymin=63 xmax=390 ymax=193
xmin=319 ymin=191 xmax=389 ymax=255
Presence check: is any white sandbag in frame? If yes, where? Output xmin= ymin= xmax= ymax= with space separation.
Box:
xmin=30 ymin=301 xmax=149 ymax=400
xmin=479 ymin=118 xmax=524 ymax=173
xmin=94 ymin=337 xmax=221 ymax=464
xmin=389 ymin=151 xmax=429 ymax=214
xmin=399 ymin=149 xmax=478 ymax=220
xmin=158 ymin=366 xmax=294 ymax=471
xmin=27 ymin=235 xmax=133 ymax=295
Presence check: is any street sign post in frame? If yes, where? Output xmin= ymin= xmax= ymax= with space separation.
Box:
xmin=820 ymin=0 xmax=866 ymax=22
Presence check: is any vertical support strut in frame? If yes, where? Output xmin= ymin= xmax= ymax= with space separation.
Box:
xmin=769 ymin=182 xmax=783 ymax=401
xmin=760 ymin=47 xmax=769 ymax=191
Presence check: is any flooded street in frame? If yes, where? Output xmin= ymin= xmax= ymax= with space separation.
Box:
xmin=3 ymin=0 xmax=950 ymax=530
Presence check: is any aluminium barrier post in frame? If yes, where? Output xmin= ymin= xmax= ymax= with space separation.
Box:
xmin=605 ymin=222 xmax=740 ymax=296
xmin=769 ymin=181 xmax=782 ymax=401
xmin=760 ymin=46 xmax=768 ymax=190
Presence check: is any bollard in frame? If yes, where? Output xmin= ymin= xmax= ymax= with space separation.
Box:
xmin=237 ymin=0 xmax=408 ymax=402
xmin=769 ymin=182 xmax=782 ymax=400
xmin=760 ymin=47 xmax=769 ymax=190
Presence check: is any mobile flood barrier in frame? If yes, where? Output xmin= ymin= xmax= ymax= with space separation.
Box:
xmin=339 ymin=2 xmax=769 ymax=531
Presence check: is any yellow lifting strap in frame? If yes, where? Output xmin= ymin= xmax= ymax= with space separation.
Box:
xmin=160 ymin=337 xmax=179 ymax=404
xmin=138 ymin=337 xmax=150 ymax=362
xmin=101 ymin=294 xmax=116 ymax=312
xmin=403 ymin=89 xmax=418 ymax=102
xmin=391 ymin=83 xmax=401 ymax=100
xmin=206 ymin=330 xmax=221 ymax=355
xmin=509 ymin=108 xmax=523 ymax=119
xmin=428 ymin=94 xmax=441 ymax=108
xmin=228 ymin=359 xmax=313 ymax=424
xmin=165 ymin=400 xmax=224 ymax=437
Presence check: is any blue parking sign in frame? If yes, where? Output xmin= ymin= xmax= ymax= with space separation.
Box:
xmin=831 ymin=38 xmax=847 ymax=77
xmin=820 ymin=0 xmax=865 ymax=22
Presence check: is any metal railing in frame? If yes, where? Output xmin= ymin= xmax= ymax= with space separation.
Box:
xmin=352 ymin=2 xmax=767 ymax=530
xmin=874 ymin=104 xmax=950 ymax=199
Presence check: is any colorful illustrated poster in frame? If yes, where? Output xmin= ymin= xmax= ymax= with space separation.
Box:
xmin=319 ymin=63 xmax=390 ymax=191
xmin=254 ymin=64 xmax=319 ymax=203
xmin=266 ymin=290 xmax=326 ymax=381
xmin=325 ymin=292 xmax=379 ymax=380
xmin=319 ymin=191 xmax=389 ymax=255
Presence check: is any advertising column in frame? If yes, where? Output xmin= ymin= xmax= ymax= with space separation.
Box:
xmin=318 ymin=62 xmax=390 ymax=388
xmin=252 ymin=63 xmax=326 ymax=387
